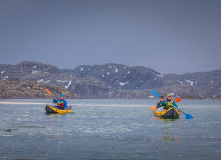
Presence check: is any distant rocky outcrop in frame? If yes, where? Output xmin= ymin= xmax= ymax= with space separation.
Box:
xmin=0 ymin=61 xmax=220 ymax=99
xmin=0 ymin=78 xmax=80 ymax=99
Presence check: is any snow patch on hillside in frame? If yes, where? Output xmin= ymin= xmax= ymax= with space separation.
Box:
xmin=119 ymin=81 xmax=129 ymax=86
xmin=37 ymin=79 xmax=44 ymax=82
xmin=3 ymin=76 xmax=8 ymax=80
xmin=177 ymin=80 xmax=183 ymax=84
xmin=65 ymin=80 xmax=72 ymax=89
xmin=32 ymin=70 xmax=40 ymax=74
xmin=157 ymin=74 xmax=163 ymax=77
xmin=186 ymin=80 xmax=194 ymax=86
xmin=57 ymin=80 xmax=67 ymax=83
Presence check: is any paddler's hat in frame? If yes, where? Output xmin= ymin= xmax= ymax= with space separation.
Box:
xmin=167 ymin=94 xmax=172 ymax=97
xmin=61 ymin=94 xmax=65 ymax=98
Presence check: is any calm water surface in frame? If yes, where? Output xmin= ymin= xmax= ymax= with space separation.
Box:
xmin=0 ymin=99 xmax=221 ymax=160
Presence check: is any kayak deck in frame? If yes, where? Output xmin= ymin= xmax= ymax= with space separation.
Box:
xmin=154 ymin=108 xmax=180 ymax=118
xmin=45 ymin=104 xmax=72 ymax=114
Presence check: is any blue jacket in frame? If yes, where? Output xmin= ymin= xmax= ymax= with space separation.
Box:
xmin=53 ymin=99 xmax=67 ymax=109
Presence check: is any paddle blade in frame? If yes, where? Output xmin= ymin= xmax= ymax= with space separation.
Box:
xmin=151 ymin=90 xmax=160 ymax=97
xmin=175 ymin=98 xmax=181 ymax=102
xmin=45 ymin=89 xmax=52 ymax=96
xmin=150 ymin=107 xmax=157 ymax=110
xmin=185 ymin=114 xmax=193 ymax=119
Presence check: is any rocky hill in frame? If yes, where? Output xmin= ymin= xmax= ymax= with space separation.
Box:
xmin=0 ymin=78 xmax=80 ymax=99
xmin=0 ymin=61 xmax=220 ymax=99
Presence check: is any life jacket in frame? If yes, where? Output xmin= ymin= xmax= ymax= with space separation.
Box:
xmin=57 ymin=100 xmax=64 ymax=108
xmin=157 ymin=100 xmax=165 ymax=108
xmin=164 ymin=100 xmax=173 ymax=109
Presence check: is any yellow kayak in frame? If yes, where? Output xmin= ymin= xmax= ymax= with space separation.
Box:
xmin=154 ymin=108 xmax=180 ymax=118
xmin=45 ymin=104 xmax=72 ymax=114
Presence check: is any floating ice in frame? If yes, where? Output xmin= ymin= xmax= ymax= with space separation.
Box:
xmin=115 ymin=68 xmax=118 ymax=72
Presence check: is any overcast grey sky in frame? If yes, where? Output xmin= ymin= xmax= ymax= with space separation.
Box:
xmin=0 ymin=0 xmax=221 ymax=74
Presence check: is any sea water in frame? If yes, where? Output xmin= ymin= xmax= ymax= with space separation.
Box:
xmin=0 ymin=99 xmax=220 ymax=160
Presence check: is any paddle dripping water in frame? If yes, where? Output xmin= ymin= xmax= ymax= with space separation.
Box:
xmin=0 ymin=99 xmax=220 ymax=160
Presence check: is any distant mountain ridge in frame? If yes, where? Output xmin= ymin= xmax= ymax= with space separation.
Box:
xmin=0 ymin=78 xmax=79 ymax=99
xmin=0 ymin=61 xmax=220 ymax=99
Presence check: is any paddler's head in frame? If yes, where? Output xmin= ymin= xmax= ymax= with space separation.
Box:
xmin=60 ymin=94 xmax=65 ymax=100
xmin=167 ymin=94 xmax=172 ymax=100
xmin=160 ymin=96 xmax=164 ymax=102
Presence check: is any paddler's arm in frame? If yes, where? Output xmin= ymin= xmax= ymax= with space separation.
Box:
xmin=53 ymin=98 xmax=57 ymax=103
xmin=173 ymin=101 xmax=178 ymax=108
xmin=156 ymin=102 xmax=160 ymax=108
xmin=63 ymin=100 xmax=67 ymax=109
xmin=160 ymin=100 xmax=165 ymax=106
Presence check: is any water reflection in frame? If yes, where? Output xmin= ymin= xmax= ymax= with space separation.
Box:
xmin=150 ymin=116 xmax=181 ymax=159
xmin=150 ymin=116 xmax=181 ymax=141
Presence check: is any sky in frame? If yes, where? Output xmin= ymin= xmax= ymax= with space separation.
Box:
xmin=0 ymin=0 xmax=221 ymax=74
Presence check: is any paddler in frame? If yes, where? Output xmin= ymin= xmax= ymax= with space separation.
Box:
xmin=164 ymin=94 xmax=179 ymax=109
xmin=156 ymin=96 xmax=165 ymax=112
xmin=53 ymin=94 xmax=67 ymax=110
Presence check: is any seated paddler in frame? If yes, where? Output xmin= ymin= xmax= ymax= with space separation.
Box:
xmin=164 ymin=94 xmax=178 ymax=109
xmin=53 ymin=94 xmax=67 ymax=110
xmin=156 ymin=96 xmax=165 ymax=112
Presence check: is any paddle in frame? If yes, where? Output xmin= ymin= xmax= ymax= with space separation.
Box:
xmin=45 ymin=89 xmax=53 ymax=97
xmin=179 ymin=111 xmax=193 ymax=119
xmin=169 ymin=103 xmax=193 ymax=119
xmin=151 ymin=90 xmax=181 ymax=102
xmin=45 ymin=89 xmax=68 ymax=111
xmin=151 ymin=90 xmax=160 ymax=97
xmin=175 ymin=98 xmax=181 ymax=102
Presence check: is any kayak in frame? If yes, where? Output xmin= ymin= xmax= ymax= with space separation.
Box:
xmin=45 ymin=104 xmax=72 ymax=114
xmin=154 ymin=108 xmax=180 ymax=118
